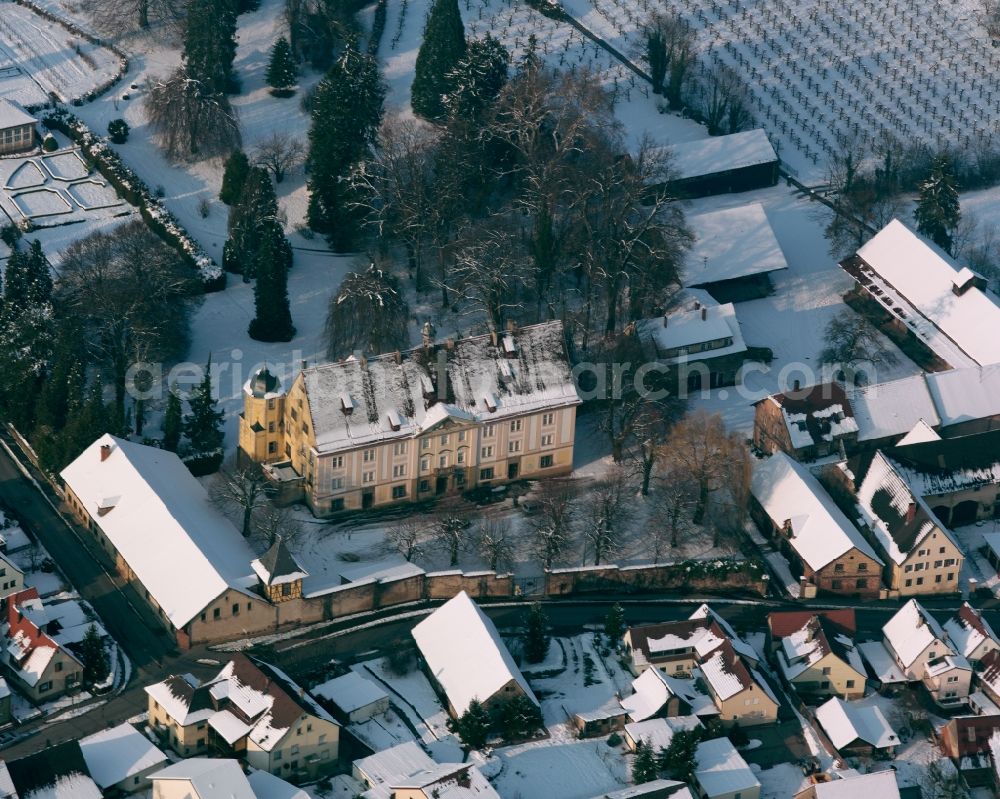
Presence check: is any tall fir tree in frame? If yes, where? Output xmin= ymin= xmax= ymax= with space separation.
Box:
xmin=523 ymin=602 xmax=550 ymax=664
xmin=80 ymin=624 xmax=110 ymax=686
xmin=443 ymin=34 xmax=509 ymax=122
xmin=225 ymin=166 xmax=282 ymax=278
xmin=163 ymin=386 xmax=183 ymax=452
xmin=448 ymin=699 xmax=490 ymax=749
xmin=248 ymin=220 xmax=296 ymax=342
xmin=411 ymin=0 xmax=466 ymax=120
xmin=183 ymin=0 xmax=239 ymax=94
xmin=632 ymin=739 xmax=659 ymax=784
xmin=914 ymin=154 xmax=961 ymax=254
xmin=266 ymin=36 xmax=298 ymax=96
xmin=307 ymin=38 xmax=385 ymax=248
xmin=184 ymin=359 xmax=225 ymax=456
xmin=220 ymin=149 xmax=251 ymax=204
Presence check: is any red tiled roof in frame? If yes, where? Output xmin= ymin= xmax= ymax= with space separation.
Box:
xmin=768 ymin=609 xmax=856 ymax=639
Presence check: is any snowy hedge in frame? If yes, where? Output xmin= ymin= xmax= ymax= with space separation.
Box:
xmin=43 ymin=109 xmax=226 ymax=291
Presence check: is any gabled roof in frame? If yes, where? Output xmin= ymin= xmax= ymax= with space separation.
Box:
xmin=751 ymin=452 xmax=882 ymax=571
xmin=3 ymin=588 xmax=81 ymax=688
xmin=815 ymin=697 xmax=898 ymax=750
xmin=882 ymin=599 xmax=950 ymax=669
xmin=795 ymin=770 xmax=900 ymax=798
xmin=768 ymin=609 xmax=856 ymax=640
xmin=977 ymin=649 xmax=1000 ymax=696
xmin=693 ymin=737 xmax=759 ymax=798
xmin=925 ymin=365 xmax=1000 ymax=426
xmin=943 ymin=603 xmax=1000 ymax=659
xmin=850 ymin=219 xmax=1000 ymax=367
xmin=896 ymin=419 xmax=941 ymax=446
xmin=684 ymin=202 xmax=788 ymax=286
xmin=688 ymin=604 xmax=759 ymax=664
xmin=0 ymin=99 xmax=37 ymax=130
xmin=4 ymin=741 xmax=101 ymax=799
xmin=144 ymin=673 xmax=215 ymax=726
xmin=246 ymin=770 xmax=311 ymax=799
xmin=78 ymin=722 xmax=166 ymax=789
xmin=639 ymin=301 xmax=747 ymax=365
xmin=624 ymin=717 xmax=701 ymax=752
xmin=756 ymin=382 xmax=858 ymax=451
xmin=776 ymin=615 xmax=865 ymax=682
xmin=620 ymin=667 xmax=685 ymax=722
xmin=411 ymin=591 xmax=536 ymax=716
xmin=60 ymin=435 xmax=259 ymax=629
xmin=150 ymin=758 xmax=254 ymax=799
xmin=698 ymin=640 xmax=778 ymax=706
xmin=251 ymin=537 xmax=308 ymax=587
xmin=312 ymin=671 xmax=389 ymax=714
xmin=667 ymin=129 xmax=777 ymax=181
xmin=887 ymin=429 xmax=1000 ymax=497
xmin=852 ymin=374 xmax=940 ymax=443
xmin=299 ymin=322 xmax=579 ymax=454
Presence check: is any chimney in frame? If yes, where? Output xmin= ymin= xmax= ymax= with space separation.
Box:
xmin=506 ymin=319 xmax=517 ymax=333
xmin=301 ymin=359 xmax=307 ymax=371
xmin=906 ymin=501 xmax=917 ymax=525
xmin=490 ymin=330 xmax=499 ymax=347
xmin=793 ymin=379 xmax=801 ymax=392
xmin=701 ymin=307 xmax=707 ymax=321
xmin=393 ymin=350 xmax=402 ymax=365
xmin=662 ymin=315 xmax=669 ymax=328
xmin=694 ymin=300 xmax=701 ymax=310
xmin=100 ymin=444 xmax=111 ymax=462
xmin=445 ymin=338 xmax=455 ymax=351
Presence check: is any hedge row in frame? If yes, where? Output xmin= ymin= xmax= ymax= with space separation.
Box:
xmin=43 ymin=108 xmax=225 ymax=291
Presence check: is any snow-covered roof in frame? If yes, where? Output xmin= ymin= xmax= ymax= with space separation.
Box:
xmin=852 ymin=219 xmax=1000 ymax=367
xmin=896 ymin=419 xmax=941 ymax=446
xmin=667 ymin=129 xmax=778 ymax=181
xmin=639 ymin=301 xmax=747 ymax=365
xmin=684 ymin=202 xmax=788 ymax=286
xmin=924 ymin=652 xmax=971 ymax=678
xmin=145 ymin=674 xmax=215 ymax=725
xmin=978 ymin=650 xmax=1000 ymax=697
xmin=311 ymin=671 xmax=389 ymax=714
xmin=0 ymin=98 xmax=36 ymax=129
xmin=858 ymin=641 xmax=907 ymax=684
xmin=699 ymin=641 xmax=778 ymax=706
xmin=856 ymin=450 xmax=958 ymax=565
xmin=592 ymin=781 xmax=691 ymax=799
xmin=411 ymin=591 xmax=536 ymax=716
xmin=777 ymin=616 xmax=865 ymax=682
xmin=882 ymin=599 xmax=950 ymax=669
xmin=852 ymin=374 xmax=940 ymax=442
xmin=4 ymin=741 xmax=102 ymax=799
xmin=246 ymin=770 xmax=311 ymax=799
xmin=78 ymin=723 xmax=166 ymax=789
xmin=621 ymin=667 xmax=676 ymax=721
xmin=815 ymin=697 xmax=899 ymax=750
xmin=943 ymin=603 xmax=1000 ymax=659
xmin=751 ymin=452 xmax=882 ymax=571
xmin=802 ymin=770 xmax=901 ymax=798
xmin=300 ymin=322 xmax=580 ymax=454
xmin=688 ymin=604 xmax=759 ymax=664
xmin=251 ymin=537 xmax=308 ymax=587
xmin=150 ymin=758 xmax=255 ymax=799
xmin=925 ymin=365 xmax=1000 ymax=427
xmin=60 ymin=435 xmax=259 ymax=629
xmin=759 ymin=382 xmax=859 ymax=451
xmin=693 ymin=737 xmax=760 ymax=798
xmin=355 ymin=742 xmax=438 ymax=799
xmin=624 ymin=717 xmax=700 ymax=752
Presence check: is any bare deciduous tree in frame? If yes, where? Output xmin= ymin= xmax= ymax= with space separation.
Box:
xmin=253 ymin=132 xmax=306 ymax=183
xmin=433 ymin=514 xmax=469 ymax=568
xmin=389 ymin=520 xmax=425 ymax=562
xmin=252 ymin=503 xmax=300 ymax=548
xmin=583 ymin=466 xmax=633 ymax=565
xmin=819 ymin=308 xmax=899 ymax=372
xmin=323 ymin=261 xmax=410 ymax=359
xmin=82 ymin=0 xmax=184 ymax=34
xmin=659 ymin=410 xmax=733 ymax=526
xmin=651 ymin=465 xmax=698 ymax=554
xmin=528 ymin=480 xmax=577 ymax=570
xmin=146 ymin=69 xmax=241 ymax=161
xmin=478 ymin=517 xmax=514 ymax=572
xmin=215 ymin=464 xmax=270 ymax=537
xmin=698 ymin=63 xmax=753 ymax=136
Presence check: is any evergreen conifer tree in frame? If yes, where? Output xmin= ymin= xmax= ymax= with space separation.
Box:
xmin=248 ymin=221 xmax=296 ymax=342
xmin=220 ymin=150 xmax=251 ymax=205
xmin=183 ymin=0 xmax=239 ymax=94
xmin=443 ymin=34 xmax=509 ymax=122
xmin=163 ymin=387 xmax=183 ymax=452
xmin=307 ymin=39 xmax=385 ymax=246
xmin=604 ymin=603 xmax=626 ymax=645
xmin=225 ymin=166 xmax=280 ymax=278
xmin=914 ymin=154 xmax=961 ymax=254
xmin=184 ymin=359 xmax=225 ymax=456
xmin=448 ymin=699 xmax=491 ymax=749
xmin=632 ymin=739 xmax=659 ymax=784
xmin=411 ymin=0 xmax=466 ymax=120
xmin=266 ymin=37 xmax=298 ymax=96
xmin=523 ymin=602 xmax=550 ymax=664
xmin=80 ymin=624 xmax=110 ymax=686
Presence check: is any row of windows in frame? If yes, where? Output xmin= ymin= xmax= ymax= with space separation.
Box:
xmin=0 ymin=126 xmax=32 ymax=144
xmin=904 ymin=558 xmax=957 ymax=573
xmin=199 ymin=600 xmax=254 ymax=623
xmin=904 ymin=572 xmax=955 ymax=587
xmin=833 ymin=562 xmax=868 ymax=572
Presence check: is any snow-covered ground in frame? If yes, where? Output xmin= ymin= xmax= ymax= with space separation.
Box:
xmin=952 ymin=520 xmax=1000 ymax=598
xmin=560 ymin=0 xmax=1000 ymax=182
xmin=0 ymin=2 xmax=122 ymax=106
xmin=492 ymin=739 xmax=628 ymax=799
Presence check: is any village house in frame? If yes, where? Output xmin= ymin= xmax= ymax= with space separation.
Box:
xmin=663 ymin=128 xmax=779 ymax=200
xmin=938 ymin=714 xmax=1000 ymax=788
xmin=856 ymin=449 xmax=965 ymax=596
xmin=882 ymin=599 xmax=972 ymax=708
xmin=145 ymin=654 xmax=340 ymax=782
xmin=682 ymin=202 xmax=788 ymax=302
xmin=352 ymin=741 xmax=502 ymax=799
xmin=973 ymin=649 xmax=1000 ymax=710
xmin=0 ymin=553 xmax=24 ymax=600
xmin=1 ymin=588 xmax=83 ymax=703
xmin=78 ymin=722 xmax=167 ymax=795
xmin=943 ymin=602 xmax=1000 ymax=666
xmin=750 ymin=453 xmax=884 ymax=598
xmin=310 ymin=671 xmax=390 ymax=724
xmin=0 ymin=98 xmax=36 ymax=155
xmin=238 ymin=321 xmax=581 ymax=517
xmin=622 ymin=716 xmax=702 ymax=753
xmin=766 ymin=609 xmax=856 ymax=654
xmin=149 ymin=757 xmax=308 ymax=799
xmin=841 ymin=218 xmax=1000 ymax=370
xmin=619 ymin=665 xmax=720 ymax=726
xmin=698 ymin=640 xmax=781 ymax=728
xmin=792 ymin=770 xmax=901 ymax=799
xmin=769 ymin=613 xmax=867 ymax=700
xmin=0 ymin=740 xmax=102 ymax=799
xmin=693 ymin=737 xmax=761 ymax=799
xmin=814 ymin=697 xmax=898 ymax=757
xmin=411 ymin=591 xmax=537 ymax=719
xmin=637 ymin=292 xmax=750 ymax=393
xmin=752 ymin=383 xmax=858 ymax=461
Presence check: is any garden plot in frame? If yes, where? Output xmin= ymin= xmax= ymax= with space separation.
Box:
xmin=10 ymin=187 xmax=71 ymax=218
xmin=67 ymin=179 xmax=122 ymax=210
xmin=565 ymin=0 xmax=1000 ymax=181
xmin=0 ymin=4 xmax=121 ymax=106
xmin=4 ymin=161 xmax=46 ymax=191
xmin=42 ymin=151 xmax=90 ymax=181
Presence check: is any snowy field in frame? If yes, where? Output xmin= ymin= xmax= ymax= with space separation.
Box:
xmin=562 ymin=0 xmax=1000 ymax=182
xmin=0 ymin=2 xmax=121 ymax=106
